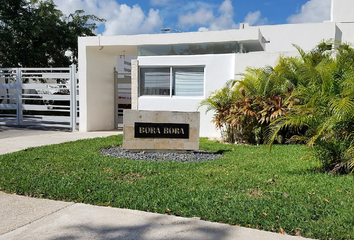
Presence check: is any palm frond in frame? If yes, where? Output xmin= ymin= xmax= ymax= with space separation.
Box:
xmin=343 ymin=145 xmax=354 ymax=173
xmin=329 ymin=97 xmax=354 ymax=120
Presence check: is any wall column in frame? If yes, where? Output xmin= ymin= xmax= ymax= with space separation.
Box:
xmin=79 ymin=46 xmax=117 ymax=131
xmin=131 ymin=59 xmax=139 ymax=110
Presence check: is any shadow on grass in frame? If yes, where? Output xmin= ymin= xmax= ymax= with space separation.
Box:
xmin=283 ymin=167 xmax=329 ymax=176
xmin=49 ymin=215 xmax=233 ymax=240
xmin=213 ymin=149 xmax=232 ymax=155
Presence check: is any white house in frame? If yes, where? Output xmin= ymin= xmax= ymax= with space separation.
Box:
xmin=78 ymin=0 xmax=354 ymax=138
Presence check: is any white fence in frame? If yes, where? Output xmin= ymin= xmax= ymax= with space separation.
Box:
xmin=0 ymin=65 xmax=78 ymax=131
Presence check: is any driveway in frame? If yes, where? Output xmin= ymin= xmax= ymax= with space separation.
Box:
xmin=0 ymin=126 xmax=121 ymax=155
xmin=0 ymin=125 xmax=70 ymax=139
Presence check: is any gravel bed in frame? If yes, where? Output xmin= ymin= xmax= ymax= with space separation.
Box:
xmin=100 ymin=147 xmax=223 ymax=162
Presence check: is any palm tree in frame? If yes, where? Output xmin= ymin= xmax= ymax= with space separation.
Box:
xmin=230 ymin=63 xmax=296 ymax=144
xmin=198 ymin=80 xmax=238 ymax=143
xmin=266 ymin=41 xmax=354 ymax=173
xmin=233 ymin=65 xmax=288 ymax=98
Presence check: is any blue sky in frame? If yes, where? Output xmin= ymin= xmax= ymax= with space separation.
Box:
xmin=53 ymin=0 xmax=331 ymax=35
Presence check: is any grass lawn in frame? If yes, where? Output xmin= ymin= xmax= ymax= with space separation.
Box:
xmin=0 ymin=135 xmax=353 ymax=239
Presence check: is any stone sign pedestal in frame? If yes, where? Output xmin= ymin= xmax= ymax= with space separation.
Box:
xmin=123 ymin=110 xmax=200 ymax=150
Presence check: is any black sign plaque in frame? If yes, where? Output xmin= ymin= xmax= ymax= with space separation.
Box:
xmin=134 ymin=122 xmax=189 ymax=139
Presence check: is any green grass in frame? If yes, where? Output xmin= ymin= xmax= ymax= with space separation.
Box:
xmin=0 ymin=135 xmax=353 ymax=239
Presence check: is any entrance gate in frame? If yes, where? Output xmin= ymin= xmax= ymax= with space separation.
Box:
xmin=0 ymin=65 xmax=78 ymax=131
xmin=114 ymin=68 xmax=131 ymax=129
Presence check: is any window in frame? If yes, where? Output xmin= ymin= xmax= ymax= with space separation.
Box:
xmin=140 ymin=67 xmax=204 ymax=97
xmin=173 ymin=68 xmax=204 ymax=96
xmin=138 ymin=42 xmax=240 ymax=56
xmin=140 ymin=68 xmax=170 ymax=96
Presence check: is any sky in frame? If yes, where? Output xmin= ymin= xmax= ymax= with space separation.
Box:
xmin=52 ymin=0 xmax=332 ymax=36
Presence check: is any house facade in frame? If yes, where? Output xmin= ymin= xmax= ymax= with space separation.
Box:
xmin=78 ymin=0 xmax=354 ymax=138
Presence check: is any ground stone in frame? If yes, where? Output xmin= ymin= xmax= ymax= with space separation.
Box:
xmin=100 ymin=147 xmax=223 ymax=163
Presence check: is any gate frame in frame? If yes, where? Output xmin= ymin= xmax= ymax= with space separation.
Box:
xmin=114 ymin=67 xmax=132 ymax=129
xmin=0 ymin=65 xmax=77 ymax=132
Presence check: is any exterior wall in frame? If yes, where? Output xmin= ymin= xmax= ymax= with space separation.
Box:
xmin=336 ymin=23 xmax=354 ymax=43
xmin=79 ymin=27 xmax=261 ymax=50
xmin=331 ymin=0 xmax=354 ymax=22
xmin=233 ymin=51 xmax=297 ymax=80
xmin=137 ymin=54 xmax=235 ymax=137
xmin=258 ymin=22 xmax=337 ymax=53
xmin=79 ymin=42 xmax=117 ymax=131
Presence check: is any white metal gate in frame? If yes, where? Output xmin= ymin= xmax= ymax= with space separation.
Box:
xmin=0 ymin=65 xmax=78 ymax=131
xmin=114 ymin=68 xmax=131 ymax=129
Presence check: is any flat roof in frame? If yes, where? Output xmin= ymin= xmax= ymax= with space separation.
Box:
xmin=79 ymin=27 xmax=265 ymax=56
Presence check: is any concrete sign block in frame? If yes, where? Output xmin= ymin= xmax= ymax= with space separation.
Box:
xmin=123 ymin=110 xmax=200 ymax=150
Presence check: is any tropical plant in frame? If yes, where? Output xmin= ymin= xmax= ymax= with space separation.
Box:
xmin=200 ymin=40 xmax=354 ymax=161
xmin=226 ymin=63 xmax=297 ymax=144
xmin=199 ymin=63 xmax=296 ymax=144
xmin=234 ymin=65 xmax=288 ymax=97
xmin=198 ymin=80 xmax=238 ymax=143
xmin=226 ymin=90 xmax=259 ymax=144
xmin=266 ymin=41 xmax=354 ymax=173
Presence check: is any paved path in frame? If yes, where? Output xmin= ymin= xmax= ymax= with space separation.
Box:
xmin=0 ymin=127 xmax=312 ymax=240
xmin=0 ymin=125 xmax=68 ymax=139
xmin=0 ymin=126 xmax=121 ymax=154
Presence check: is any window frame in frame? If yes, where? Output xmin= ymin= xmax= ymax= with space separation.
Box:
xmin=139 ymin=67 xmax=171 ymax=96
xmin=139 ymin=65 xmax=205 ymax=98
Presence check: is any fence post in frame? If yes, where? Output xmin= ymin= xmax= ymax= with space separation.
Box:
xmin=70 ymin=64 xmax=77 ymax=132
xmin=16 ymin=68 xmax=22 ymax=125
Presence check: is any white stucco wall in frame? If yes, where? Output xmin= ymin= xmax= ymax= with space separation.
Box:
xmin=233 ymin=51 xmax=297 ymax=80
xmin=331 ymin=0 xmax=354 ymax=23
xmin=79 ymin=42 xmax=117 ymax=131
xmin=336 ymin=23 xmax=354 ymax=44
xmin=137 ymin=54 xmax=235 ymax=137
xmin=258 ymin=22 xmax=337 ymax=53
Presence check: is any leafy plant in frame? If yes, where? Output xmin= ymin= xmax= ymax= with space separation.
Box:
xmin=266 ymin=41 xmax=354 ymax=173
xmin=200 ymin=66 xmax=296 ymax=144
xmin=198 ymin=80 xmax=238 ymax=143
xmin=0 ymin=0 xmax=105 ymax=68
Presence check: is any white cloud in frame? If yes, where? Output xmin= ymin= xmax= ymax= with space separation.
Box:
xmin=198 ymin=27 xmax=209 ymax=32
xmin=53 ymin=0 xmax=163 ymax=35
xmin=150 ymin=0 xmax=177 ymax=6
xmin=178 ymin=0 xmax=237 ymax=31
xmin=103 ymin=5 xmax=163 ymax=35
xmin=208 ymin=0 xmax=237 ymax=31
xmin=181 ymin=1 xmax=215 ymax=12
xmin=244 ymin=11 xmax=268 ymax=26
xmin=178 ymin=8 xmax=214 ymax=28
xmin=287 ymin=0 xmax=331 ymax=24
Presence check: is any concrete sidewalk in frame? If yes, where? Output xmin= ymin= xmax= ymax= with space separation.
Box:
xmin=0 ymin=129 xmax=121 ymax=155
xmin=0 ymin=130 xmax=311 ymax=240
xmin=0 ymin=192 xmax=309 ymax=240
